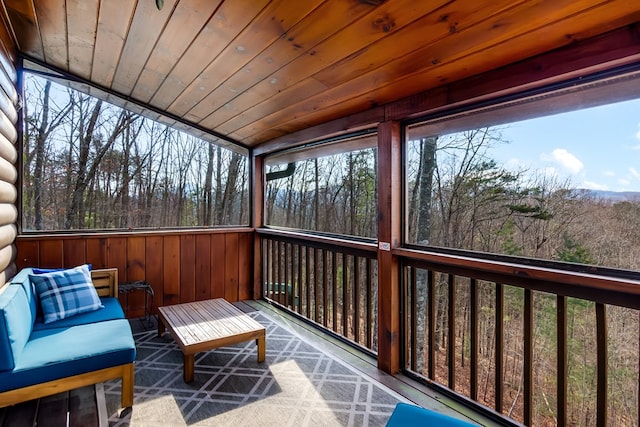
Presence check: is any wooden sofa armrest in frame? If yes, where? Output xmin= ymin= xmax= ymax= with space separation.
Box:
xmin=91 ymin=268 xmax=119 ymax=297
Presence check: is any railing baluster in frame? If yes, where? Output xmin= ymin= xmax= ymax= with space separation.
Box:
xmin=265 ymin=239 xmax=271 ymax=298
xmin=314 ymin=248 xmax=320 ymax=322
xmin=524 ymin=289 xmax=533 ymax=426
xmin=354 ymin=256 xmax=360 ymax=345
xmin=275 ymin=241 xmax=281 ymax=303
xmin=366 ymin=257 xmax=372 ymax=349
xmin=557 ymin=295 xmax=567 ymax=427
xmin=428 ymin=270 xmax=435 ymax=379
xmin=332 ymin=251 xmax=338 ymax=332
xmin=284 ymin=242 xmax=289 ymax=307
xmin=496 ymin=283 xmax=504 ymax=414
xmin=306 ymin=245 xmax=311 ymax=319
xmin=448 ymin=274 xmax=456 ymax=390
xmin=296 ymin=244 xmax=302 ymax=312
xmin=470 ymin=278 xmax=478 ymax=401
xmin=343 ymin=253 xmax=348 ymax=337
xmin=410 ymin=266 xmax=417 ymax=372
xmin=323 ymin=249 xmax=328 ymax=328
xmin=596 ymin=303 xmax=608 ymax=427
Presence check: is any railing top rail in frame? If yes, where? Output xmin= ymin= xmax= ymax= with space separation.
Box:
xmin=257 ymin=228 xmax=377 ymax=258
xmin=395 ymin=247 xmax=640 ymax=310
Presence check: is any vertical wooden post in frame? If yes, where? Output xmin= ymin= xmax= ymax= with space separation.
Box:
xmin=557 ymin=295 xmax=567 ymax=427
xmin=596 ymin=303 xmax=608 ymax=427
xmin=377 ymin=120 xmax=402 ymax=374
xmin=251 ymin=154 xmax=264 ymax=300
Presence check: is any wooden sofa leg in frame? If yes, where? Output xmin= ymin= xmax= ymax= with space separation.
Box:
xmin=121 ymin=363 xmax=134 ymax=408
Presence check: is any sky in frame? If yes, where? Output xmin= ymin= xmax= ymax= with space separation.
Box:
xmin=491 ymin=98 xmax=640 ymax=192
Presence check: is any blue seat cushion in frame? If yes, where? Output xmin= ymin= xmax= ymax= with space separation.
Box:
xmin=32 ymin=297 xmax=124 ymax=332
xmin=0 ymin=319 xmax=136 ymax=392
xmin=386 ymin=403 xmax=476 ymax=427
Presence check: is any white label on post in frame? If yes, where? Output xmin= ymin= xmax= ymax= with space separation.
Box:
xmin=379 ymin=242 xmax=391 ymax=251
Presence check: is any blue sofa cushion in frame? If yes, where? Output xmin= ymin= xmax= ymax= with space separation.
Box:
xmin=30 ymin=265 xmax=103 ymax=324
xmin=32 ymin=297 xmax=124 ymax=332
xmin=0 ymin=318 xmax=136 ymax=392
xmin=0 ymin=285 xmax=33 ymax=371
xmin=386 ymin=403 xmax=476 ymax=427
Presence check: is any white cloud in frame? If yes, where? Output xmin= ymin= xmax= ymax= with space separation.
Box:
xmin=629 ymin=167 xmax=640 ymax=179
xmin=636 ymin=122 xmax=640 ymax=141
xmin=541 ymin=148 xmax=583 ymax=174
xmin=582 ymin=180 xmax=608 ymax=191
xmin=632 ymin=143 xmax=640 ymax=151
xmin=603 ymin=170 xmax=615 ymax=177
xmin=618 ymin=178 xmax=631 ymax=186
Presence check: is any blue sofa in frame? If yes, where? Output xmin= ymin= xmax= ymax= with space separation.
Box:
xmin=0 ymin=267 xmax=136 ymax=409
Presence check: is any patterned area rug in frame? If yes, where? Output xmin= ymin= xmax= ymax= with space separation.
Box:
xmin=104 ymin=311 xmax=406 ymax=426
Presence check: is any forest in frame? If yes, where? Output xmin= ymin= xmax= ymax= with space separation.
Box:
xmin=23 ymin=73 xmax=639 ymax=426
xmin=22 ymin=74 xmax=249 ymax=231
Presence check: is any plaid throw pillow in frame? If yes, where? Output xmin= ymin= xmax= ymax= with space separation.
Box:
xmin=30 ymin=264 xmax=104 ymax=324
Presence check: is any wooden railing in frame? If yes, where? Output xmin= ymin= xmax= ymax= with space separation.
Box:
xmin=257 ymin=230 xmax=639 ymax=426
xmin=258 ymin=229 xmax=378 ymax=353
xmin=397 ymin=247 xmax=640 ymax=427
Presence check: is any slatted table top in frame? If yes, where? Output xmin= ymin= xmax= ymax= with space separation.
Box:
xmin=157 ymin=298 xmax=265 ymax=355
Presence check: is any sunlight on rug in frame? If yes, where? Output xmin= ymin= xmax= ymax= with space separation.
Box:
xmin=104 ymin=311 xmax=407 ymax=426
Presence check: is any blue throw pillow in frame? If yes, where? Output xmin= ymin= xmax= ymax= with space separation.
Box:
xmin=29 ymin=264 xmax=103 ymax=324
xmin=33 ymin=264 xmax=92 ymax=274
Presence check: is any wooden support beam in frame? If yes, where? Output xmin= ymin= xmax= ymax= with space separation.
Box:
xmin=251 ymin=154 xmax=264 ymax=300
xmin=376 ymin=120 xmax=401 ymax=374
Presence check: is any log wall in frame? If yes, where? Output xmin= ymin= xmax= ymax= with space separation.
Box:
xmin=0 ymin=14 xmax=17 ymax=287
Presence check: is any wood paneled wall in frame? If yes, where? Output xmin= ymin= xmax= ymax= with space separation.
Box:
xmin=0 ymin=14 xmax=17 ymax=287
xmin=15 ymin=229 xmax=254 ymax=318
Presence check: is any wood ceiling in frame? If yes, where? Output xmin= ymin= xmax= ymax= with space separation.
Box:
xmin=1 ymin=0 xmax=640 ymax=150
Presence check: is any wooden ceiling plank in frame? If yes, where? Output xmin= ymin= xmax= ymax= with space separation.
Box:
xmin=0 ymin=13 xmax=18 ymax=67
xmin=198 ymin=0 xmax=465 ymax=131
xmin=217 ymin=0 xmax=623 ymax=141
xmin=183 ymin=0 xmax=375 ymax=126
xmin=67 ymin=0 xmax=99 ymax=80
xmin=207 ymin=0 xmax=520 ymax=134
xmin=33 ymin=0 xmax=67 ymax=70
xmin=91 ymin=0 xmax=136 ymax=88
xmin=130 ymin=0 xmax=223 ymax=103
xmin=239 ymin=2 xmax=640 ymax=146
xmin=172 ymin=0 xmax=324 ymax=122
xmin=3 ymin=0 xmax=43 ymax=60
xmin=111 ymin=0 xmax=178 ymax=96
xmin=149 ymin=0 xmax=269 ymax=111
xmin=313 ymin=0 xmax=530 ymax=87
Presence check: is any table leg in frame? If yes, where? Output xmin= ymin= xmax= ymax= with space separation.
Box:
xmin=157 ymin=316 xmax=165 ymax=337
xmin=184 ymin=353 xmax=195 ymax=383
xmin=256 ymin=334 xmax=266 ymax=363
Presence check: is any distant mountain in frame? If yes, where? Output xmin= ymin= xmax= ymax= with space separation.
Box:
xmin=580 ymin=190 xmax=640 ymax=202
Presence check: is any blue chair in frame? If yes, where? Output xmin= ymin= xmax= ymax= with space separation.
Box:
xmin=386 ymin=403 xmax=477 ymax=426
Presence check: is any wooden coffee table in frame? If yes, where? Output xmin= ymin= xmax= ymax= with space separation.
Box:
xmin=157 ymin=298 xmax=266 ymax=382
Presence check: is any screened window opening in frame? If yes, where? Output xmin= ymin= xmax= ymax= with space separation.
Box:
xmin=406 ymin=71 xmax=640 ymax=272
xmin=22 ymin=73 xmax=249 ymax=231
xmin=265 ymin=133 xmax=377 ymax=239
